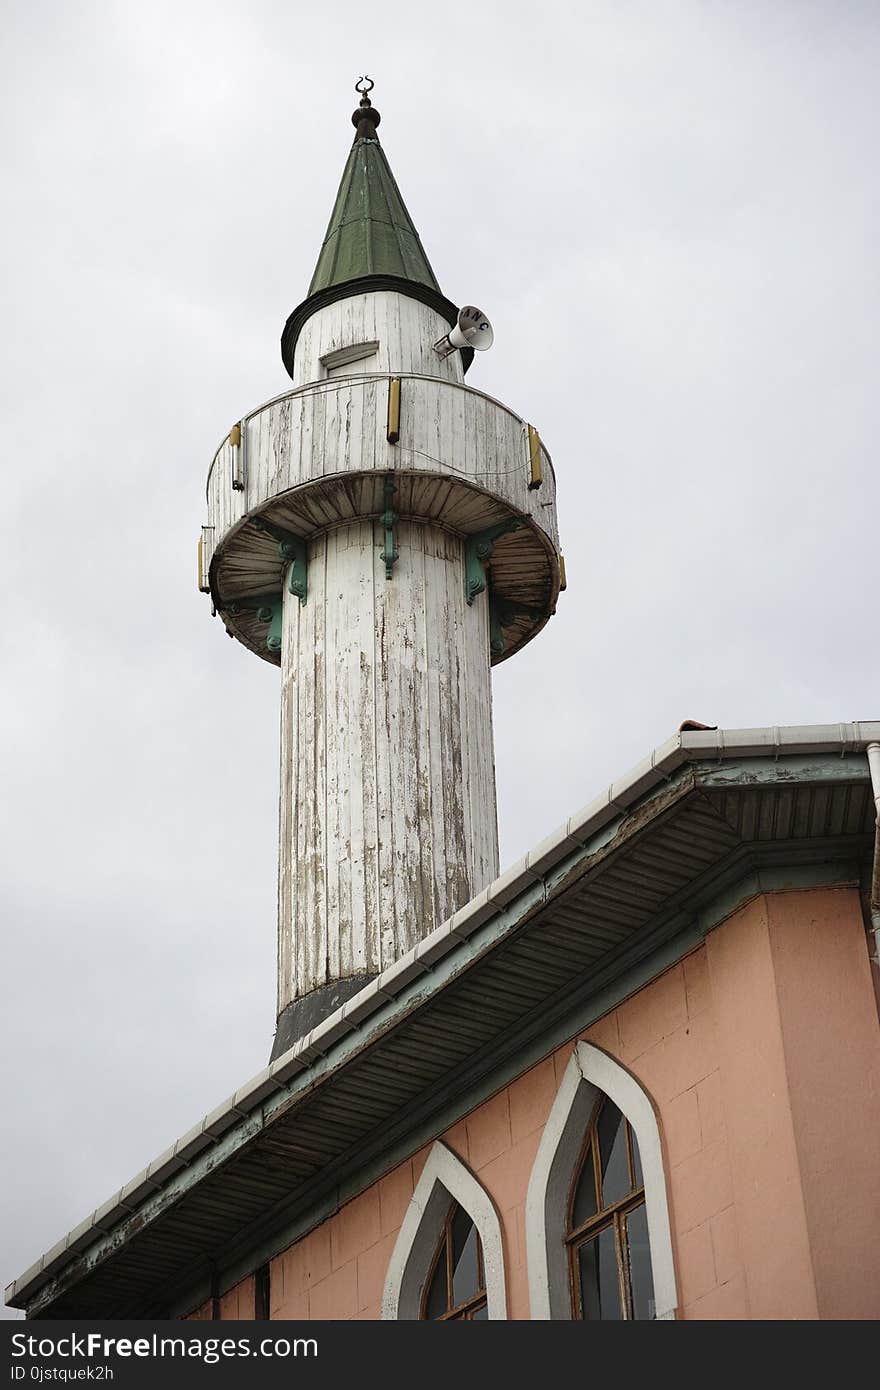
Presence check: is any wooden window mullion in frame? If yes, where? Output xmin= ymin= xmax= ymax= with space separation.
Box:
xmin=421 ymin=1202 xmax=488 ymax=1320
xmin=569 ymin=1236 xmax=581 ymax=1320
xmin=568 ymin=1183 xmax=646 ymax=1245
xmin=439 ymin=1290 xmax=488 ymax=1321
xmin=615 ymin=1210 xmax=630 ymax=1320
xmin=568 ymin=1098 xmax=653 ymax=1322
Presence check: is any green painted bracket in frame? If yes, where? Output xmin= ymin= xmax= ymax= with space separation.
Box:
xmin=488 ymin=592 xmax=545 ymax=656
xmin=380 ymin=476 xmax=399 ymax=581
xmin=465 ymin=520 xmax=522 ymax=605
xmin=223 ymin=593 xmax=284 ymax=653
xmin=281 ymin=538 xmax=308 ymax=606
xmin=252 ymin=516 xmax=308 ymax=606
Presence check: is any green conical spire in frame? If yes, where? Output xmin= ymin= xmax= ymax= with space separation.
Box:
xmin=281 ymin=81 xmax=468 ymax=379
xmin=308 ymin=91 xmax=440 ymax=296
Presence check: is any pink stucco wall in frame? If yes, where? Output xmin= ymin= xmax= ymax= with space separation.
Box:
xmin=185 ymin=1277 xmax=255 ymax=1320
xmin=760 ymin=888 xmax=880 ymax=1318
xmin=703 ymin=886 xmax=880 ymax=1318
xmin=194 ymin=886 xmax=879 ymax=1322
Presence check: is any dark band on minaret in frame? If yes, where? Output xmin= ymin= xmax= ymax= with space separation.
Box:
xmin=352 ymin=76 xmax=380 ymax=142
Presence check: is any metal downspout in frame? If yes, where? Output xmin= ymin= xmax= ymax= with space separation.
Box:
xmin=867 ymin=742 xmax=880 ymax=966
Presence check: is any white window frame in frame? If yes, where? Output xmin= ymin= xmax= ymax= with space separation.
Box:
xmin=381 ymin=1141 xmax=507 ymax=1320
xmin=320 ymin=340 xmax=380 ymax=376
xmin=525 ymin=1042 xmax=678 ymax=1320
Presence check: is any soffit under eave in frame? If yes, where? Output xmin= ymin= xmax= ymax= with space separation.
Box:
xmin=20 ymin=763 xmax=876 ymax=1318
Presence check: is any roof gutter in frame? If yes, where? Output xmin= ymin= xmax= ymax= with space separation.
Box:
xmin=7 ymin=719 xmax=879 ymax=1313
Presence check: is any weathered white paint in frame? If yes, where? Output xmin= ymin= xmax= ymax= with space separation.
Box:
xmin=525 ymin=1043 xmax=678 ymax=1321
xmin=204 ymin=284 xmax=560 ymax=1020
xmin=293 ymin=291 xmax=465 ymax=387
xmin=278 ymin=519 xmax=498 ymax=1007
xmin=204 ymin=367 xmax=561 ymax=670
xmin=206 ymin=374 xmax=558 ymax=555
xmin=381 ymin=1141 xmax=507 ymax=1320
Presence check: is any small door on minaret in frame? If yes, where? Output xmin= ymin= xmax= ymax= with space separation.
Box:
xmin=321 ymin=341 xmax=380 ymax=377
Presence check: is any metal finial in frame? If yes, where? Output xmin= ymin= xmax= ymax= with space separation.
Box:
xmin=355 ymin=76 xmax=375 ymax=105
xmin=351 ymin=76 xmax=380 ymax=140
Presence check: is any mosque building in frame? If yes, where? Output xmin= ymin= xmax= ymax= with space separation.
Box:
xmin=7 ymin=81 xmax=880 ymax=1323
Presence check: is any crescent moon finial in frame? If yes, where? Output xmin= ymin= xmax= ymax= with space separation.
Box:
xmin=351 ymin=77 xmax=381 ymax=140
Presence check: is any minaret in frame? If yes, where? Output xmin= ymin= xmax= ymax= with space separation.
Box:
xmin=200 ymin=81 xmax=563 ymax=1056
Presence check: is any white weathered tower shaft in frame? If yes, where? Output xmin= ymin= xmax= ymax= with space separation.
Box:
xmin=278 ymin=514 xmax=498 ymax=1012
xmin=201 ymin=86 xmax=562 ymax=1054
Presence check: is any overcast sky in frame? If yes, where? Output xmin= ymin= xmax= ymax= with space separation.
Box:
xmin=2 ymin=0 xmax=878 ymax=1314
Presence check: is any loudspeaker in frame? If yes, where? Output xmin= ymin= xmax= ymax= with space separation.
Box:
xmin=434 ymin=305 xmax=494 ymax=358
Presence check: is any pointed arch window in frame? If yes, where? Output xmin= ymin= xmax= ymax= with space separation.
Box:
xmin=421 ymin=1201 xmax=488 ymax=1320
xmin=526 ymin=1043 xmax=678 ymax=1320
xmin=382 ymin=1141 xmax=507 ymax=1319
xmin=566 ymin=1096 xmax=654 ymax=1320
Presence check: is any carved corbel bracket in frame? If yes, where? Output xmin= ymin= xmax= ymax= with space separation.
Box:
xmin=221 ymin=593 xmax=283 ymax=653
xmin=465 ymin=520 xmax=523 ymax=605
xmin=252 ymin=516 xmax=308 ymax=606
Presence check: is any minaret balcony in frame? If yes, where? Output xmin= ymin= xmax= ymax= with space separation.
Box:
xmin=203 ymin=372 xmax=562 ymax=666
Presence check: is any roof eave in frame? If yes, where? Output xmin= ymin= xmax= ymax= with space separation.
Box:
xmin=8 ymin=719 xmax=879 ymax=1315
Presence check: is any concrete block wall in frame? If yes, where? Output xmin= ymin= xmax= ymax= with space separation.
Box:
xmin=189 ymin=886 xmax=880 ymax=1321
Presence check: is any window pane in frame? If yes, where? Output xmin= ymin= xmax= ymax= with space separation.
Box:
xmin=630 ymin=1124 xmax=644 ymax=1189
xmin=572 ymin=1143 xmax=598 ymax=1228
xmin=471 ymin=1303 xmax=488 ymax=1320
xmin=597 ymin=1101 xmax=630 ymax=1207
xmin=424 ymin=1236 xmax=448 ymax=1319
xmin=577 ymin=1227 xmax=622 ymax=1320
xmin=626 ymin=1203 xmax=655 ymax=1320
xmin=451 ymin=1208 xmax=481 ymax=1306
